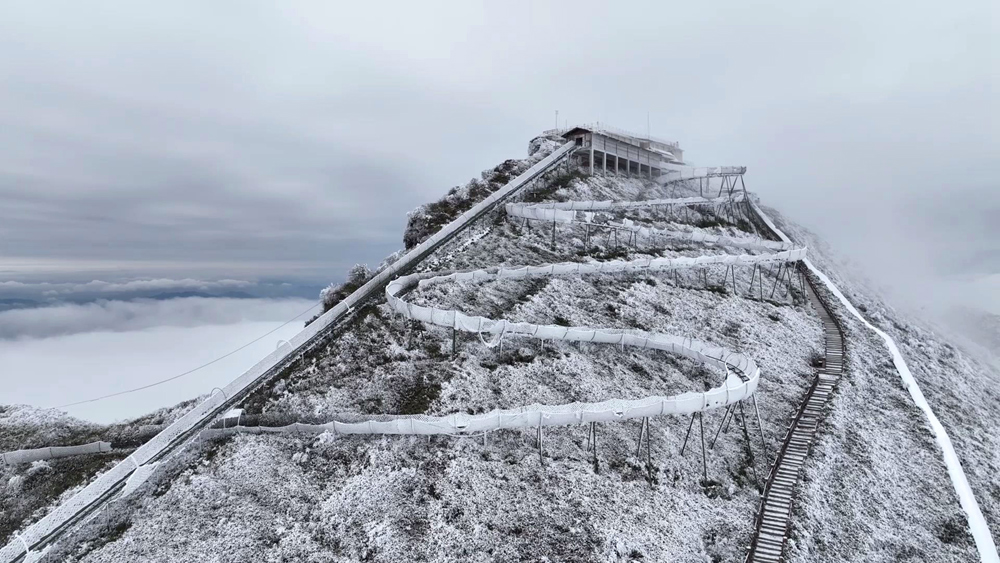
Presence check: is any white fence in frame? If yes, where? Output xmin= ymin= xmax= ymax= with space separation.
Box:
xmin=200 ymin=169 xmax=807 ymax=441
xmin=507 ymin=196 xmax=730 ymax=223
xmin=506 ymin=195 xmax=795 ymax=252
xmin=1 ymin=151 xmax=810 ymax=563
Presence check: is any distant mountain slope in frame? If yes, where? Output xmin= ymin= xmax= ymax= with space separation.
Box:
xmin=943 ymin=307 xmax=1000 ymax=355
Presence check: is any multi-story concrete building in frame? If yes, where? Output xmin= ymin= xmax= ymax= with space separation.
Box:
xmin=557 ymin=124 xmax=684 ymax=178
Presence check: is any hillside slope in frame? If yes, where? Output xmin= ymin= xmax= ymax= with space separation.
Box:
xmin=10 ymin=136 xmax=991 ymax=562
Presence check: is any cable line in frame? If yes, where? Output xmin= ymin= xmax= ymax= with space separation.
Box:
xmin=55 ymin=302 xmax=319 ymax=408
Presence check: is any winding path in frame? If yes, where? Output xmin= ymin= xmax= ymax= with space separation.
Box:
xmin=0 ymin=142 xmax=580 ymax=563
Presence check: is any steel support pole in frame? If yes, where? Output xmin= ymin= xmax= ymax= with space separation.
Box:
xmin=751 ymin=394 xmax=769 ymax=463
xmin=680 ymin=413 xmax=696 ymax=455
xmin=783 ymin=263 xmax=795 ymax=298
xmin=537 ymin=418 xmax=543 ymax=463
xmin=591 ymin=422 xmax=598 ymax=467
xmin=737 ymin=402 xmax=759 ymax=487
xmin=646 ymin=417 xmax=652 ymax=478
xmin=699 ymin=412 xmax=708 ymax=482
xmin=635 ymin=417 xmax=647 ymax=459
xmin=710 ymin=404 xmax=733 ymax=449
xmin=770 ymin=262 xmax=785 ymax=299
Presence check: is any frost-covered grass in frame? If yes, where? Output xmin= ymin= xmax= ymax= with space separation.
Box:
xmin=765 ymin=207 xmax=985 ymax=562
xmin=54 ymin=168 xmax=830 ymax=562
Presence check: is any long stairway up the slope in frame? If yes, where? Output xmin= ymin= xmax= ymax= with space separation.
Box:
xmin=746 ymin=277 xmax=844 ymax=563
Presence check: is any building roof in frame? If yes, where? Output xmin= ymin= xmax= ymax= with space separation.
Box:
xmin=560 ymin=126 xmax=593 ymax=138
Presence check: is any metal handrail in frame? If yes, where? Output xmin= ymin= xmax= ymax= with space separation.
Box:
xmin=543 ymin=123 xmax=681 ymax=150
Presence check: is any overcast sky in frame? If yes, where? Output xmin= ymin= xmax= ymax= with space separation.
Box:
xmin=1 ymin=1 xmax=997 ymax=305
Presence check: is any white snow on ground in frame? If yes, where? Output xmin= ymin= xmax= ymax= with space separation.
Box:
xmin=755 ymin=202 xmax=999 ymax=563
xmin=0 ymin=399 xmax=207 ymax=553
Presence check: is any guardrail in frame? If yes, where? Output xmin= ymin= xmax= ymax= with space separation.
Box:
xmin=0 ymin=142 xmax=579 ymax=563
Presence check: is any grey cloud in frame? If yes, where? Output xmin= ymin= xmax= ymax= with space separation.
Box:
xmin=0 ymin=297 xmax=314 ymax=340
xmin=0 ymin=277 xmax=329 ymax=312
xmin=0 ymin=0 xmax=995 ymax=316
xmin=1 ymin=278 xmax=251 ymax=293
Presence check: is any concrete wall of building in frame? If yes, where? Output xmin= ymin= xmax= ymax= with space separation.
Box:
xmin=591 ymin=134 xmax=667 ymax=172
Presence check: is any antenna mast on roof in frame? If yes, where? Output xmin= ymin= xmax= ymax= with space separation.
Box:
xmin=555 ymin=110 xmax=558 ymax=130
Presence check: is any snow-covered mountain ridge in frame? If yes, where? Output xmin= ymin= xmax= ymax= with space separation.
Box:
xmin=3 ymin=134 xmax=997 ymax=562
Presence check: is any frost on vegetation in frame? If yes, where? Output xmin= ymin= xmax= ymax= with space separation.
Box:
xmin=308 ymin=251 xmax=409 ymax=325
xmin=0 ymin=405 xmax=125 ymax=548
xmin=1 ymin=448 xmax=126 ymax=550
xmin=319 ymin=263 xmax=373 ymax=313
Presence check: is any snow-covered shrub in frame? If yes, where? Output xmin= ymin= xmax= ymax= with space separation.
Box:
xmin=376 ymin=249 xmax=405 ymax=274
xmin=318 ymin=263 xmax=372 ymax=314
xmin=522 ymin=170 xmax=586 ymax=204
xmin=528 ymin=134 xmax=562 ymax=157
xmin=403 ymin=157 xmax=534 ymax=249
xmin=401 ymin=132 xmax=563 ymax=251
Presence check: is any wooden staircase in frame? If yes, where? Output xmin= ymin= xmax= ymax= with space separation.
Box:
xmin=746 ymin=273 xmax=845 ymax=562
